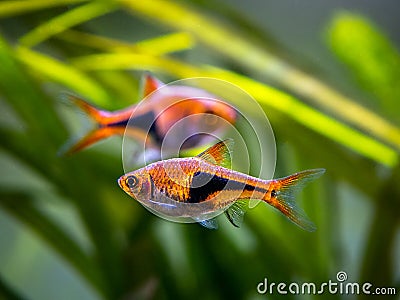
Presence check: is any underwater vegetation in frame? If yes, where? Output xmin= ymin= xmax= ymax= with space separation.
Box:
xmin=0 ymin=1 xmax=399 ymax=299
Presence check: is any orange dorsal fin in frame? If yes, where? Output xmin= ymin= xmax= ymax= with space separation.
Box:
xmin=196 ymin=139 xmax=233 ymax=168
xmin=142 ymin=73 xmax=164 ymax=97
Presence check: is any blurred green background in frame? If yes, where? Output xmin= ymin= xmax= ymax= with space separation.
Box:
xmin=0 ymin=1 xmax=399 ymax=299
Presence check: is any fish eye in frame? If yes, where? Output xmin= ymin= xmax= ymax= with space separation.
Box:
xmin=126 ymin=175 xmax=138 ymax=188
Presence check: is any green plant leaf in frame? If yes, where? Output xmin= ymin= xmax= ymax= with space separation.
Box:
xmin=19 ymin=1 xmax=118 ymax=47
xmin=328 ymin=12 xmax=400 ymax=123
xmin=14 ymin=46 xmax=111 ymax=105
xmin=0 ymin=191 xmax=105 ymax=295
xmin=0 ymin=273 xmax=24 ymax=300
xmin=0 ymin=37 xmax=125 ymax=299
xmin=58 ymin=30 xmax=195 ymax=55
xmin=0 ymin=0 xmax=87 ymax=18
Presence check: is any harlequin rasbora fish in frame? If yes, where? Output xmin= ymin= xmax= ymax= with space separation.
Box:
xmin=60 ymin=73 xmax=237 ymax=156
xmin=118 ymin=139 xmax=325 ymax=230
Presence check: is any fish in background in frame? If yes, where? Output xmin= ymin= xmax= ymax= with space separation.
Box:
xmin=60 ymin=73 xmax=238 ymax=160
xmin=118 ymin=139 xmax=325 ymax=230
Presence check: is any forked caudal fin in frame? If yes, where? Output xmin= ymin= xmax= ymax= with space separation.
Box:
xmin=58 ymin=93 xmax=127 ymax=155
xmin=267 ymin=168 xmax=326 ymax=232
xmin=59 ymin=73 xmax=163 ymax=155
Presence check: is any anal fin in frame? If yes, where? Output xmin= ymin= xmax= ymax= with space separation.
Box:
xmin=225 ymin=200 xmax=248 ymax=228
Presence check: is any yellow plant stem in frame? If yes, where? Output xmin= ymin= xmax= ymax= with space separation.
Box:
xmin=0 ymin=0 xmax=87 ymax=17
xmin=15 ymin=46 xmax=110 ymax=104
xmin=58 ymin=30 xmax=195 ymax=55
xmin=19 ymin=1 xmax=117 ymax=47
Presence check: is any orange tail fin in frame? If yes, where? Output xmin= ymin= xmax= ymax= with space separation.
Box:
xmin=59 ymin=127 xmax=126 ymax=155
xmin=59 ymin=94 xmax=122 ymax=155
xmin=65 ymin=94 xmax=109 ymax=123
xmin=265 ymin=168 xmax=325 ymax=232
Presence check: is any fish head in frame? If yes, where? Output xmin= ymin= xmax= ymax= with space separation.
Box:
xmin=118 ymin=168 xmax=153 ymax=202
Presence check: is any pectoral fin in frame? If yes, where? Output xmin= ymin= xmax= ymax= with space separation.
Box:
xmin=197 ymin=218 xmax=218 ymax=229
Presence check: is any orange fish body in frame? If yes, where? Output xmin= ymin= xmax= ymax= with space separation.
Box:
xmin=118 ymin=139 xmax=325 ymax=230
xmin=61 ymin=73 xmax=237 ymax=156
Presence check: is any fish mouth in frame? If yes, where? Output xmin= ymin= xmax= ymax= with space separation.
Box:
xmin=118 ymin=176 xmax=126 ymax=191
